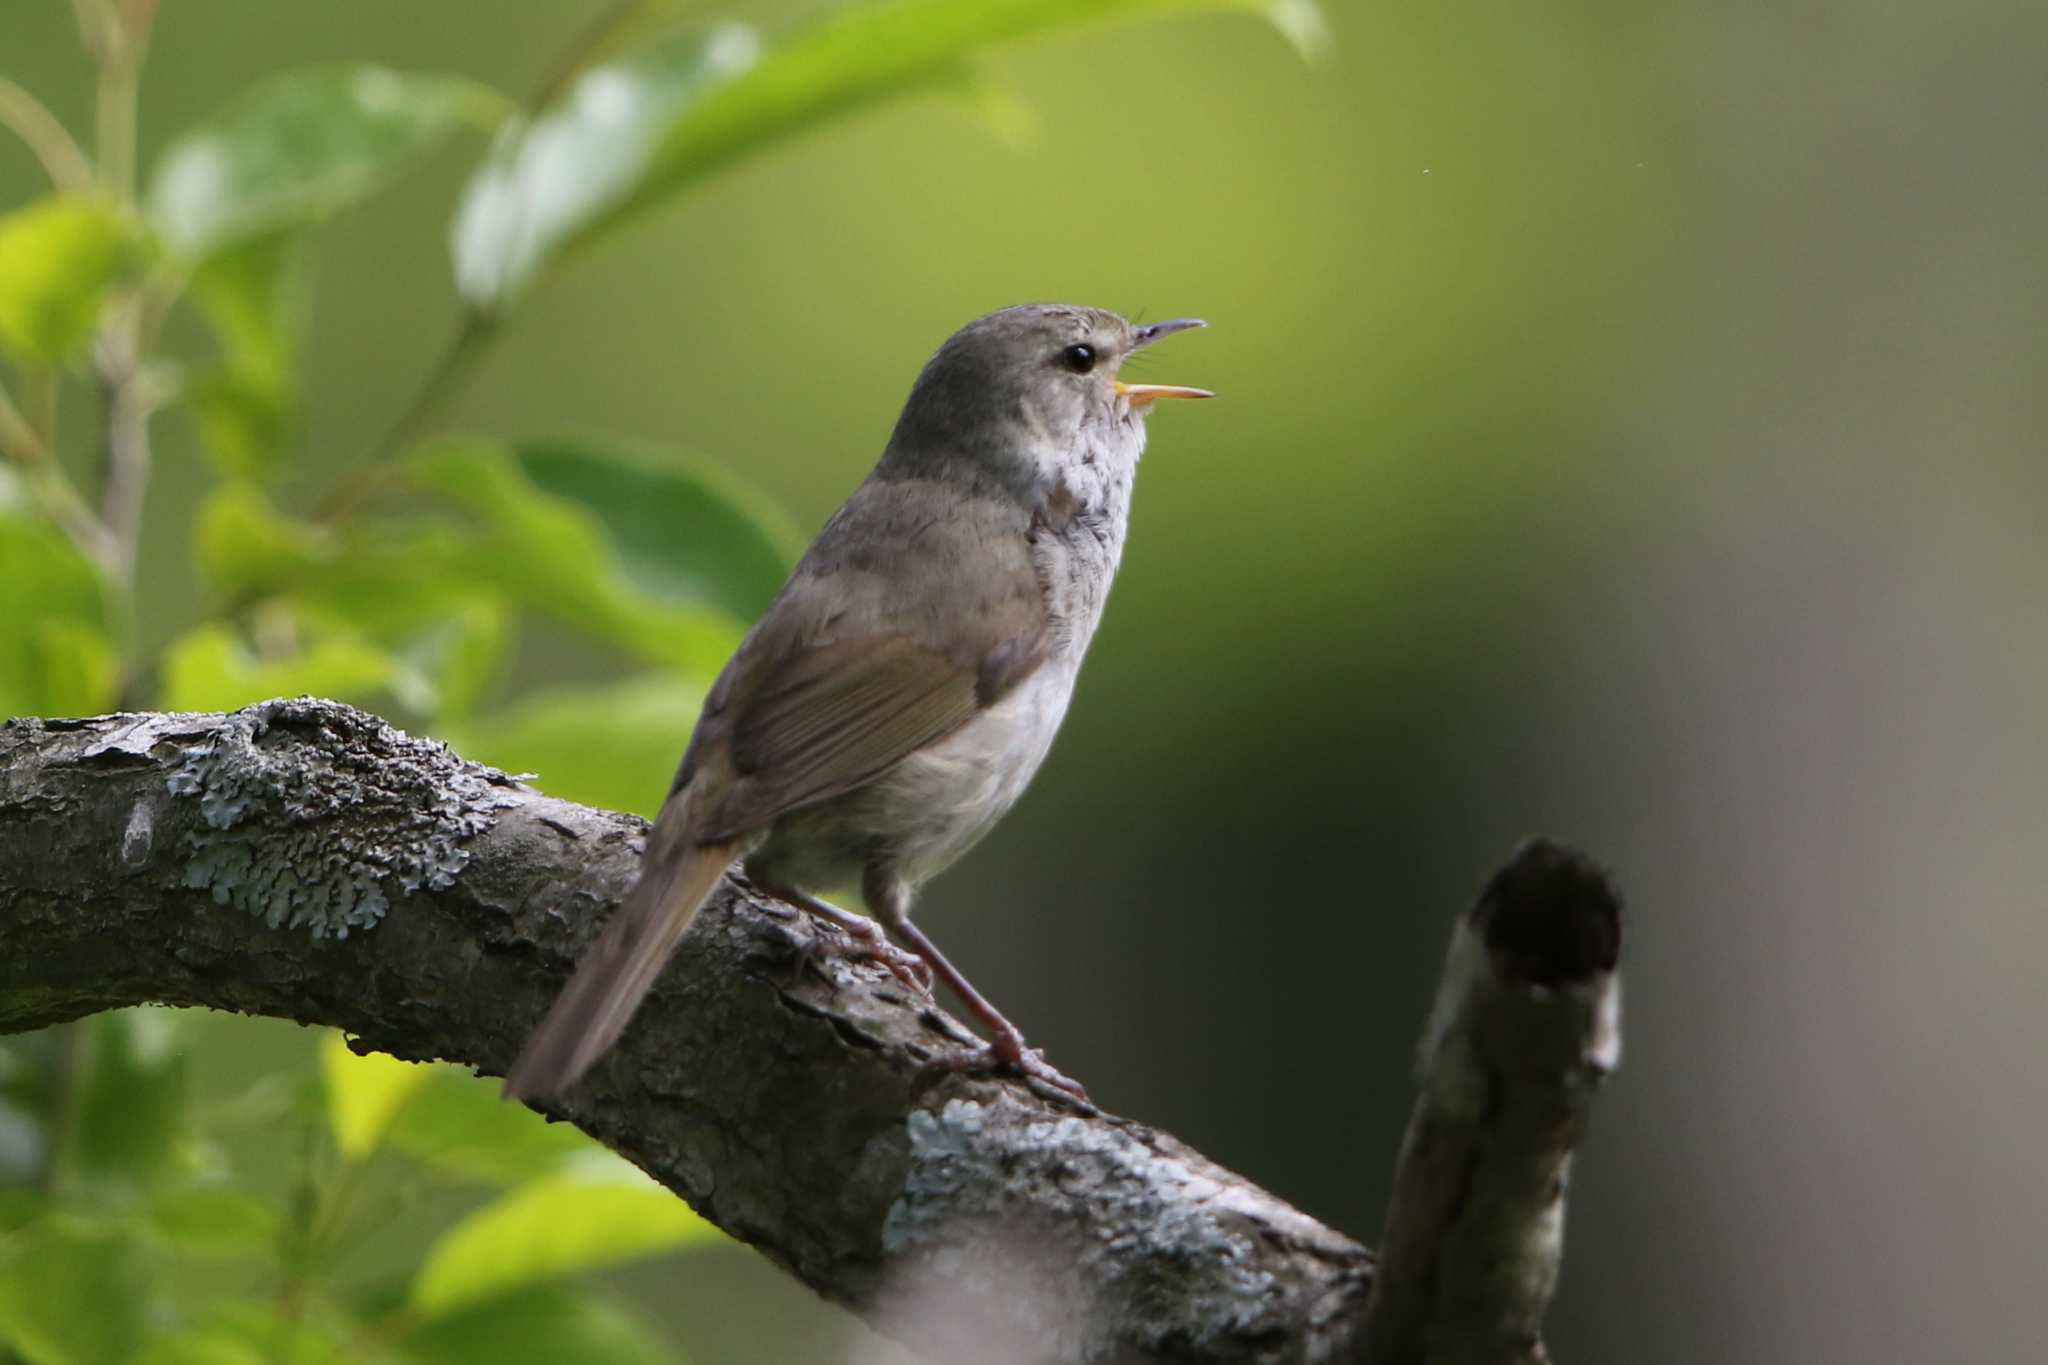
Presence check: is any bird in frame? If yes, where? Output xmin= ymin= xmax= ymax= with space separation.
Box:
xmin=503 ymin=304 xmax=1211 ymax=1103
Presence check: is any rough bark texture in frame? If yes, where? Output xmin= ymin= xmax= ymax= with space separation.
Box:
xmin=1361 ymin=842 xmax=1624 ymax=1365
xmin=0 ymin=701 xmax=1372 ymax=1364
xmin=0 ymin=702 xmax=1621 ymax=1363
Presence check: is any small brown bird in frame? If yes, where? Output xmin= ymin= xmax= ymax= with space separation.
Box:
xmin=503 ymin=305 xmax=1210 ymax=1102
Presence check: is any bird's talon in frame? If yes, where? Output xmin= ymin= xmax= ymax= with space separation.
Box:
xmin=803 ymin=922 xmax=932 ymax=1001
xmin=928 ymin=1040 xmax=1091 ymax=1105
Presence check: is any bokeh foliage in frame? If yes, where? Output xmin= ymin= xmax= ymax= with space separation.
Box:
xmin=2 ymin=1017 xmax=714 ymax=1365
xmin=0 ymin=1 xmax=1318 ymax=1361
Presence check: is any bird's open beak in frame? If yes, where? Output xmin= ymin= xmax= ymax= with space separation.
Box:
xmin=1131 ymin=318 xmax=1206 ymax=350
xmin=1119 ymin=318 xmax=1213 ymax=406
xmin=1115 ymin=382 xmax=1215 ymax=407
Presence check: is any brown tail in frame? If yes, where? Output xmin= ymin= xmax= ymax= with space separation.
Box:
xmin=503 ymin=804 xmax=736 ymax=1102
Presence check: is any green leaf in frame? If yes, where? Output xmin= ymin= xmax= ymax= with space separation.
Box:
xmin=320 ymin=1032 xmax=432 ymax=1161
xmin=189 ymin=446 xmax=739 ymax=705
xmin=453 ymin=0 xmax=1322 ymax=308
xmin=399 ymin=1284 xmax=676 ymax=1365
xmin=159 ymin=619 xmax=419 ymax=713
xmin=190 ymin=232 xmax=302 ymax=368
xmin=188 ymin=364 xmax=298 ymax=480
xmin=409 ymin=1155 xmax=720 ymax=1317
xmin=514 ymin=437 xmax=796 ymax=624
xmin=71 ymin=1008 xmax=187 ymax=1194
xmin=185 ymin=233 xmax=306 ymax=478
xmin=382 ymin=1067 xmax=590 ymax=1187
xmin=400 ymin=438 xmax=740 ymax=677
xmin=442 ymin=673 xmax=704 ymax=818
xmin=648 ymin=0 xmax=1326 ymax=202
xmin=0 ymin=509 xmax=116 ymax=718
xmin=150 ymin=66 xmax=507 ymax=259
xmin=452 ymin=25 xmax=759 ymax=308
xmin=137 ymin=1328 xmax=268 ymax=1365
xmin=381 ymin=596 xmax=509 ymax=722
xmin=193 ymin=484 xmax=507 ymax=717
xmin=0 ymin=196 xmax=136 ymax=362
xmin=0 ymin=613 xmax=117 ymax=722
xmin=194 ymin=480 xmax=327 ymax=592
xmin=137 ymin=1300 xmax=355 ymax=1365
xmin=0 ymin=1217 xmax=150 ymax=1365
xmin=0 ymin=1187 xmax=43 ymax=1233
xmin=144 ymin=1185 xmax=278 ymax=1259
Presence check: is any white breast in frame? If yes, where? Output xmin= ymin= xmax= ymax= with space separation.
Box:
xmin=864 ymin=658 xmax=1081 ymax=886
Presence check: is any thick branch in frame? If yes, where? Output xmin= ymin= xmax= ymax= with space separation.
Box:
xmin=0 ymin=701 xmax=1372 ymax=1364
xmin=1362 ymin=841 xmax=1623 ymax=1363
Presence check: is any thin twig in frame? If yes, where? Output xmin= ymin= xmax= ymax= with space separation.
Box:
xmin=68 ymin=0 xmax=116 ymax=63
xmin=0 ymin=78 xmax=96 ymax=192
xmin=0 ymin=374 xmax=119 ymax=567
xmin=94 ymin=56 xmax=137 ymax=198
xmin=85 ymin=0 xmax=157 ymax=585
xmin=96 ymin=330 xmax=154 ymax=579
xmin=34 ymin=1021 xmax=86 ymax=1197
xmin=119 ymin=0 xmax=160 ymax=46
xmin=88 ymin=0 xmax=155 ymax=199
xmin=36 ymin=466 xmax=119 ymax=571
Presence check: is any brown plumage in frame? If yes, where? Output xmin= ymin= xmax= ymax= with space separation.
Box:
xmin=503 ymin=306 xmax=1210 ymax=1102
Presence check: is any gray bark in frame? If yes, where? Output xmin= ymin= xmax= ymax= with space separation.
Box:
xmin=0 ymin=700 xmax=1619 ymax=1364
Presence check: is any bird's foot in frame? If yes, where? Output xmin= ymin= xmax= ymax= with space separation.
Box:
xmin=872 ymin=913 xmax=1093 ymax=1106
xmin=799 ymin=912 xmax=933 ymax=998
xmin=933 ymin=1035 xmax=1092 ymax=1107
xmin=752 ymin=881 xmax=934 ymax=998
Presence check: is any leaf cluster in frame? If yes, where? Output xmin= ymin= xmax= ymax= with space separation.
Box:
xmin=0 ymin=1012 xmax=716 ymax=1364
xmin=0 ymin=0 xmax=1319 ymax=1358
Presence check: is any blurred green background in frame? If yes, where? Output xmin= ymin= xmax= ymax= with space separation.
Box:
xmin=5 ymin=0 xmax=2046 ymax=1360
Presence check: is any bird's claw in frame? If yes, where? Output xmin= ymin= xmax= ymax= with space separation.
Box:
xmin=806 ymin=916 xmax=933 ymax=998
xmin=931 ymin=1039 xmax=1092 ymax=1106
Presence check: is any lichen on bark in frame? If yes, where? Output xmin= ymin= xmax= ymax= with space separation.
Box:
xmin=158 ymin=698 xmax=519 ymax=938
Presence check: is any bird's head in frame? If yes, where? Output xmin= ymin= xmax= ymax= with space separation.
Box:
xmin=886 ymin=304 xmax=1210 ymax=488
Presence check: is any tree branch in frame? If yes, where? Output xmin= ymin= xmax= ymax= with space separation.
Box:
xmin=1362 ymin=842 xmax=1624 ymax=1364
xmin=0 ymin=701 xmax=1369 ymax=1362
xmin=0 ymin=77 xmax=96 ymax=193
xmin=0 ymin=701 xmax=1620 ymax=1363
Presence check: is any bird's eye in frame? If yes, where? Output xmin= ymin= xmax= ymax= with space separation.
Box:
xmin=1059 ymin=343 xmax=1097 ymax=374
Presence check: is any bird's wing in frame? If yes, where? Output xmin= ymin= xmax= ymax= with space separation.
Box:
xmin=682 ymin=481 xmax=1051 ymax=842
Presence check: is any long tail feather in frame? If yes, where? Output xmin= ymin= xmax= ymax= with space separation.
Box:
xmin=503 ymin=812 xmax=736 ymax=1101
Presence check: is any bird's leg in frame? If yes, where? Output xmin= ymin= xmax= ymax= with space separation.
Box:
xmin=864 ymin=876 xmax=1089 ymax=1103
xmin=751 ymin=880 xmax=933 ymax=997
